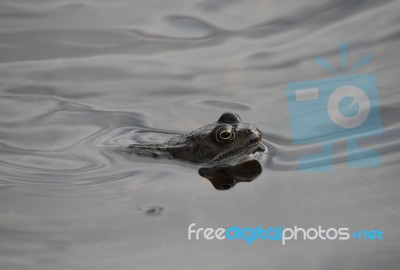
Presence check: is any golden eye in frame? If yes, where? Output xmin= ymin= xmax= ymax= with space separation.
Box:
xmin=215 ymin=126 xmax=235 ymax=144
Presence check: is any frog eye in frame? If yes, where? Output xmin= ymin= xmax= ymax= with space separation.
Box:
xmin=215 ymin=126 xmax=236 ymax=144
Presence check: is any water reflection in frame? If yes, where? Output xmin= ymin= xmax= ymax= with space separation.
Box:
xmin=199 ymin=159 xmax=262 ymax=190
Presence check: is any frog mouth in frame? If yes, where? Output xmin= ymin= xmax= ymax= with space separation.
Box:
xmin=210 ymin=137 xmax=264 ymax=163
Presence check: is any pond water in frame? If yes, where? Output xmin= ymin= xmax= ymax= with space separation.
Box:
xmin=1 ymin=0 xmax=400 ymax=269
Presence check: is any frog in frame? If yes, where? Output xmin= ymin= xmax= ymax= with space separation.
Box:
xmin=126 ymin=112 xmax=265 ymax=165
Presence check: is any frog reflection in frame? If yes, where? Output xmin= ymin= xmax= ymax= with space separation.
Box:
xmin=199 ymin=159 xmax=262 ymax=190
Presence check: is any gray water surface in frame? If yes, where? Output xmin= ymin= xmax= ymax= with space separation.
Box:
xmin=1 ymin=0 xmax=400 ymax=269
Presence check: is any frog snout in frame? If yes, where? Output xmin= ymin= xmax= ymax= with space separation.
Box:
xmin=255 ymin=128 xmax=262 ymax=139
xmin=246 ymin=127 xmax=262 ymax=139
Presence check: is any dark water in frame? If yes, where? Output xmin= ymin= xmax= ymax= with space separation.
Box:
xmin=1 ymin=0 xmax=400 ymax=269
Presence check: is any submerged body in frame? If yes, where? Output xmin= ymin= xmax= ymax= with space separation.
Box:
xmin=127 ymin=112 xmax=265 ymax=165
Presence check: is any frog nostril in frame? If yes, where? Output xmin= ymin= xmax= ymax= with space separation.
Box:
xmin=246 ymin=129 xmax=253 ymax=134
